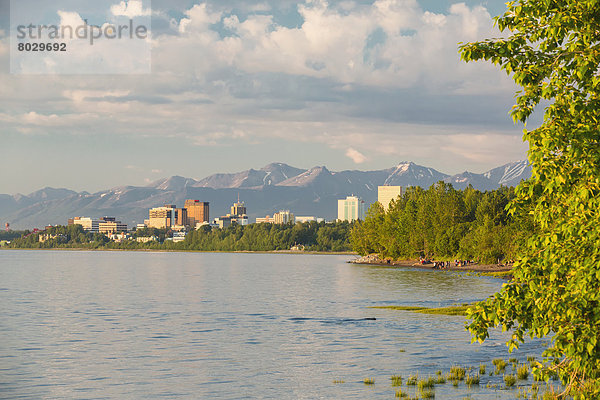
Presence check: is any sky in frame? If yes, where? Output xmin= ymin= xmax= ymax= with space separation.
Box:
xmin=0 ymin=0 xmax=533 ymax=195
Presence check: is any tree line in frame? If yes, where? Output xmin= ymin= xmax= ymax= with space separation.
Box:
xmin=350 ymin=182 xmax=535 ymax=264
xmin=5 ymin=220 xmax=353 ymax=252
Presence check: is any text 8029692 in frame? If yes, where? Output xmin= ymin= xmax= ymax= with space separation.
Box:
xmin=17 ymin=43 xmax=67 ymax=52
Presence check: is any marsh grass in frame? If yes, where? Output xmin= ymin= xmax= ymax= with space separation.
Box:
xmin=543 ymin=390 xmax=559 ymax=400
xmin=449 ymin=366 xmax=466 ymax=381
xmin=332 ymin=379 xmax=345 ymax=384
xmin=369 ymin=305 xmax=469 ymax=316
xmin=516 ymin=388 xmax=528 ymax=399
xmin=517 ymin=364 xmax=530 ymax=380
xmin=395 ymin=389 xmax=408 ymax=398
xmin=465 ymin=374 xmax=480 ymax=386
xmin=492 ymin=359 xmax=507 ymax=373
xmin=419 ymin=388 xmax=435 ymax=399
xmin=504 ymin=374 xmax=517 ymax=387
xmin=417 ymin=377 xmax=435 ymax=389
xmin=476 ymin=270 xmax=513 ymax=278
xmin=363 ymin=378 xmax=375 ymax=385
xmin=406 ymin=375 xmax=418 ymax=386
xmin=391 ymin=375 xmax=402 ymax=387
xmin=479 ymin=364 xmax=486 ymax=375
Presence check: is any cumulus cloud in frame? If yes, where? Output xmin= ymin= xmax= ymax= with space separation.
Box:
xmin=110 ymin=0 xmax=151 ymax=18
xmin=178 ymin=4 xmax=221 ymax=34
xmin=57 ymin=10 xmax=86 ymax=32
xmin=346 ymin=148 xmax=368 ymax=164
xmin=148 ymin=0 xmax=506 ymax=92
xmin=1 ymin=0 xmax=526 ymax=185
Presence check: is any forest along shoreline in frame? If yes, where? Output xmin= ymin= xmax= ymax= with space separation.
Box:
xmin=350 ymin=254 xmax=513 ymax=273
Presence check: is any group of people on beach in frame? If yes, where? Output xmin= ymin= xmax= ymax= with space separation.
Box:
xmin=432 ymin=261 xmax=448 ymax=269
xmin=418 ymin=257 xmax=476 ymax=269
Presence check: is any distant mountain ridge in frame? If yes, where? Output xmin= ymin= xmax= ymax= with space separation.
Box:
xmin=1 ymin=160 xmax=531 ymax=229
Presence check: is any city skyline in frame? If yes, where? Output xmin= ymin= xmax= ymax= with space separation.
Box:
xmin=0 ymin=159 xmax=532 ymax=229
xmin=1 ymin=0 xmax=533 ymax=195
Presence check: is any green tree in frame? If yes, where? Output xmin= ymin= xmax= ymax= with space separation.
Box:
xmin=460 ymin=1 xmax=600 ymax=396
xmin=351 ymin=203 xmax=384 ymax=255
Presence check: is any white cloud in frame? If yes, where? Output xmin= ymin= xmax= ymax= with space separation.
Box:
xmin=178 ymin=4 xmax=222 ymax=34
xmin=147 ymin=0 xmax=505 ymax=92
xmin=0 ymin=1 xmax=526 ymax=181
xmin=57 ymin=10 xmax=86 ymax=31
xmin=110 ymin=0 xmax=151 ymax=18
xmin=346 ymin=148 xmax=368 ymax=163
xmin=63 ymin=90 xmax=131 ymax=103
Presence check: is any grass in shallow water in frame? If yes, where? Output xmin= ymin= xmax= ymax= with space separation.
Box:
xmin=369 ymin=305 xmax=469 ymax=316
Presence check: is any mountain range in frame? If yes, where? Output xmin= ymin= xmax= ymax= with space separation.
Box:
xmin=0 ymin=160 xmax=531 ymax=229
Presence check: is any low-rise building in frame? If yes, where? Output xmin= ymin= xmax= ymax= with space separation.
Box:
xmin=136 ymin=236 xmax=158 ymax=243
xmin=69 ymin=217 xmax=100 ymax=232
xmin=99 ymin=218 xmax=128 ymax=234
xmin=256 ymin=215 xmax=274 ymax=224
xmin=195 ymin=221 xmax=210 ymax=229
xmin=108 ymin=232 xmax=131 ymax=242
xmin=258 ymin=211 xmax=296 ymax=224
xmin=172 ymin=232 xmax=187 ymax=243
xmin=38 ymin=233 xmax=66 ymax=243
xmin=295 ymin=216 xmax=325 ymax=223
xmin=214 ymin=216 xmax=233 ymax=229
xmin=295 ymin=216 xmax=316 ymax=223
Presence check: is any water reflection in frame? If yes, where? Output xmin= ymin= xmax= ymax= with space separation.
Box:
xmin=0 ymin=250 xmax=543 ymax=399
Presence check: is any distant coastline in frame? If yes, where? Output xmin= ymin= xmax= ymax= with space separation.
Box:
xmin=0 ymin=247 xmax=357 ymax=256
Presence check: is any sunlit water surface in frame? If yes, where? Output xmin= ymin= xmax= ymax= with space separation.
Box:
xmin=0 ymin=251 xmax=543 ymax=399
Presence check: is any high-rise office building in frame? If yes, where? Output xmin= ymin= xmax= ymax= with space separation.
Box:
xmin=147 ymin=206 xmax=173 ymax=228
xmin=146 ymin=205 xmax=186 ymax=229
xmin=175 ymin=208 xmax=187 ymax=226
xmin=337 ymin=195 xmax=365 ymax=222
xmin=273 ymin=210 xmax=295 ymax=224
xmin=231 ymin=195 xmax=247 ymax=217
xmin=378 ymin=186 xmax=403 ymax=211
xmin=184 ymin=200 xmax=209 ymax=225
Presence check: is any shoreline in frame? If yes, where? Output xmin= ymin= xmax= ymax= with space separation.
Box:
xmin=0 ymin=247 xmax=357 ymax=256
xmin=1 ymin=248 xmax=512 ymax=273
xmin=348 ymin=254 xmax=513 ymax=273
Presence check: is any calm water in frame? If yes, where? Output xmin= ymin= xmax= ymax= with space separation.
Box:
xmin=0 ymin=250 xmax=542 ymax=399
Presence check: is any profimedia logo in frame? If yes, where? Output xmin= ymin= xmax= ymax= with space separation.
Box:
xmin=10 ymin=0 xmax=152 ymax=74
